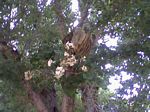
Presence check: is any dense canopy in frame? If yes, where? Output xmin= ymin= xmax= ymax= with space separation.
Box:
xmin=0 ymin=0 xmax=150 ymax=112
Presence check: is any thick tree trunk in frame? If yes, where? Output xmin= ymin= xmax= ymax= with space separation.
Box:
xmin=23 ymin=80 xmax=48 ymax=112
xmin=61 ymin=94 xmax=75 ymax=112
xmin=81 ymin=84 xmax=103 ymax=112
xmin=40 ymin=84 xmax=58 ymax=112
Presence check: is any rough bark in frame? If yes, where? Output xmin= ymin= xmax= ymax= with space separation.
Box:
xmin=81 ymin=84 xmax=103 ymax=112
xmin=61 ymin=94 xmax=75 ymax=112
xmin=23 ymin=80 xmax=48 ymax=112
xmin=40 ymin=84 xmax=58 ymax=112
xmin=61 ymin=67 xmax=75 ymax=112
xmin=59 ymin=68 xmax=76 ymax=112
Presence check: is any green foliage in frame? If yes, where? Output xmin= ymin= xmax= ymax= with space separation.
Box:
xmin=61 ymin=74 xmax=85 ymax=97
xmin=0 ymin=59 xmax=24 ymax=84
xmin=74 ymin=93 xmax=84 ymax=112
xmin=0 ymin=0 xmax=150 ymax=111
xmin=0 ymin=80 xmax=36 ymax=112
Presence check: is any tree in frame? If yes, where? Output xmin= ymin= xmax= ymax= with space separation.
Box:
xmin=0 ymin=0 xmax=150 ymax=112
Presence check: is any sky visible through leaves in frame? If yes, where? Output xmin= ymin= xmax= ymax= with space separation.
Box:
xmin=8 ymin=0 xmax=145 ymax=99
xmin=73 ymin=2 xmax=149 ymax=106
xmin=71 ymin=0 xmax=137 ymax=97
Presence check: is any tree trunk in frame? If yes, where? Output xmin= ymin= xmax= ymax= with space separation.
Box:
xmin=61 ymin=94 xmax=75 ymax=112
xmin=81 ymin=84 xmax=103 ymax=112
xmin=23 ymin=80 xmax=48 ymax=112
xmin=40 ymin=84 xmax=58 ymax=112
xmin=61 ymin=66 xmax=75 ymax=112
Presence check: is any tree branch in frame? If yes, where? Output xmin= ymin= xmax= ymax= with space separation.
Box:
xmin=77 ymin=0 xmax=91 ymax=27
xmin=52 ymin=0 xmax=67 ymax=39
xmin=22 ymin=80 xmax=48 ymax=112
